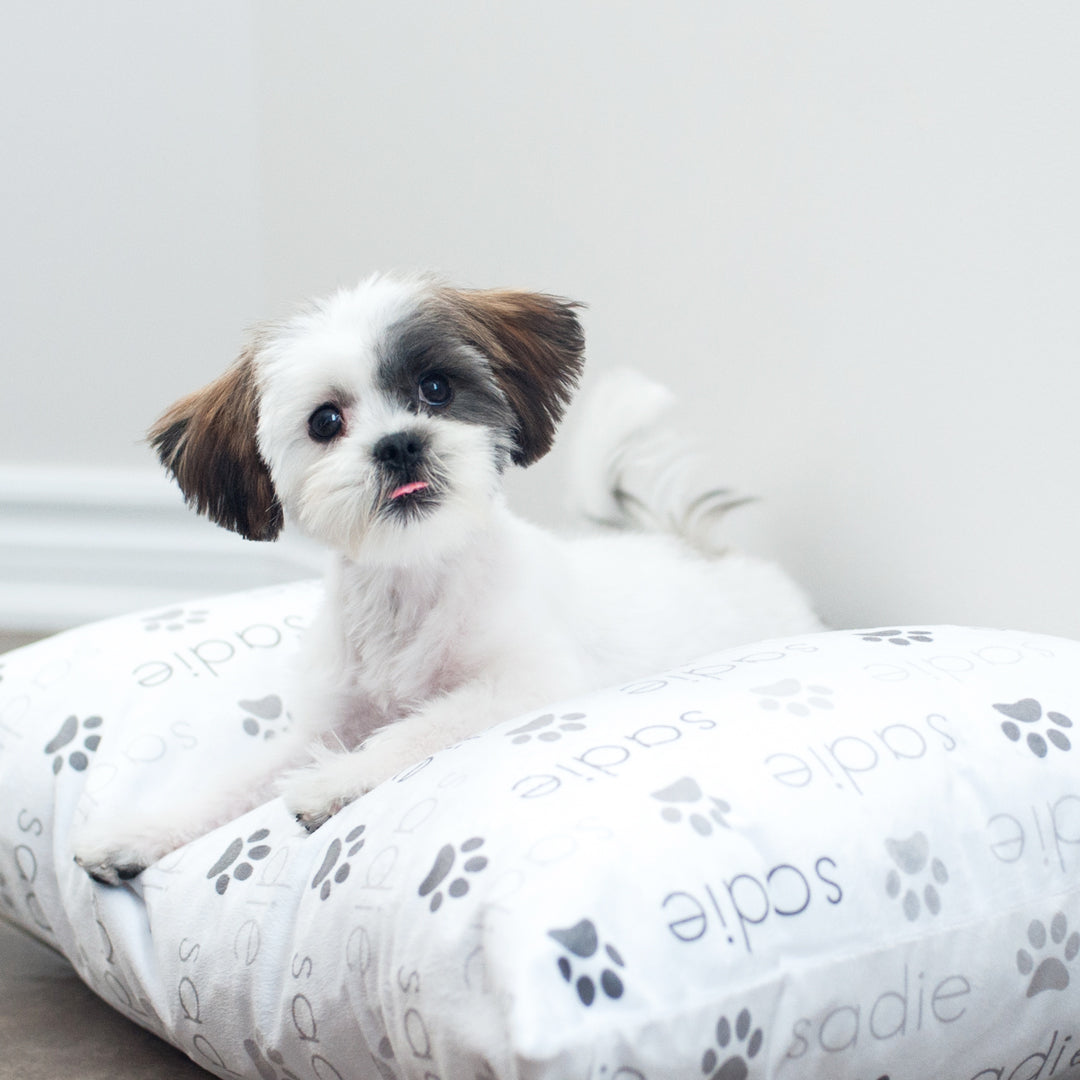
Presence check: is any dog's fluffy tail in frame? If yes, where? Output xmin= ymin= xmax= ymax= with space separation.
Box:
xmin=565 ymin=368 xmax=752 ymax=554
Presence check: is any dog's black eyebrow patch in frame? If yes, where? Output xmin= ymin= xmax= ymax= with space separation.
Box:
xmin=376 ymin=308 xmax=517 ymax=435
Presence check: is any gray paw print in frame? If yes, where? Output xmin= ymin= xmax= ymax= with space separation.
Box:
xmin=652 ymin=777 xmax=731 ymax=836
xmin=548 ymin=918 xmax=626 ymax=1006
xmin=311 ymin=825 xmax=367 ymax=901
xmin=239 ymin=695 xmax=288 ymax=739
xmin=856 ymin=629 xmax=934 ymax=646
xmin=418 ymin=837 xmax=488 ymax=911
xmin=751 ymin=679 xmax=834 ymax=717
xmin=45 ymin=714 xmax=103 ymax=773
xmin=884 ymin=832 xmax=948 ymax=920
xmin=1017 ymin=913 xmax=1080 ymax=997
xmin=994 ymin=699 xmax=1072 ymax=758
xmin=141 ymin=607 xmax=209 ymax=632
xmin=701 ymin=1008 xmax=763 ymax=1080
xmin=207 ymin=829 xmax=272 ymax=894
xmin=506 ymin=712 xmax=587 ymax=744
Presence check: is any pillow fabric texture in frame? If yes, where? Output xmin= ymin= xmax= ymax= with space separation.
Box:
xmin=1 ymin=580 xmax=1079 ymax=1080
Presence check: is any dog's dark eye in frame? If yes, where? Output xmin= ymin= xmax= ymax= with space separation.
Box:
xmin=308 ymin=403 xmax=343 ymax=441
xmin=418 ymin=371 xmax=452 ymax=407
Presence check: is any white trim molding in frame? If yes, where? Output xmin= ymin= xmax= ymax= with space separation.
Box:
xmin=0 ymin=465 xmax=324 ymax=632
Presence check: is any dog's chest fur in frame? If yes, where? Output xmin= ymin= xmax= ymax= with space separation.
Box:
xmin=336 ymin=556 xmax=486 ymax=725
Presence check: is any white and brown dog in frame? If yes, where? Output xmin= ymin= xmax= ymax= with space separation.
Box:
xmin=74 ymin=274 xmax=820 ymax=883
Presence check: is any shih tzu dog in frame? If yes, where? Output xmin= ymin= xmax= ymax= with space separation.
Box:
xmin=74 ymin=274 xmax=820 ymax=883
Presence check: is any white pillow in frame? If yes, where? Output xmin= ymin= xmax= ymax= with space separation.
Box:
xmin=2 ymin=581 xmax=1078 ymax=1080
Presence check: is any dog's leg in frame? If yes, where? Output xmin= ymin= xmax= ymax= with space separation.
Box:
xmin=281 ymin=678 xmax=549 ymax=831
xmin=71 ymin=728 xmax=311 ymax=885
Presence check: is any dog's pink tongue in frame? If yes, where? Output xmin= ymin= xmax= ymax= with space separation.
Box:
xmin=390 ymin=481 xmax=429 ymax=500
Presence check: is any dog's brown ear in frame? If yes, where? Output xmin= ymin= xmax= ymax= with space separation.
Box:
xmin=148 ymin=348 xmax=282 ymax=541
xmin=440 ymin=287 xmax=585 ymax=466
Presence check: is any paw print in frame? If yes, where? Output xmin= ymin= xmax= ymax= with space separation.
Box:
xmin=751 ymin=679 xmax=834 ymax=717
xmin=311 ymin=825 xmax=367 ymax=901
xmin=140 ymin=607 xmax=209 ymax=632
xmin=506 ymin=712 xmax=587 ymax=744
xmin=994 ymin=699 xmax=1072 ymax=758
xmin=418 ymin=837 xmax=488 ymax=912
xmin=1017 ymin=913 xmax=1080 ymax=997
xmin=45 ymin=714 xmax=103 ymax=773
xmin=548 ymin=918 xmax=626 ymax=1006
xmin=243 ymin=1035 xmax=302 ymax=1080
xmin=238 ymin=695 xmax=288 ymax=739
xmin=207 ymin=829 xmax=272 ymax=894
xmin=701 ymin=1008 xmax=763 ymax=1080
xmin=856 ymin=629 xmax=934 ymax=646
xmin=884 ymin=832 xmax=949 ymax=920
xmin=652 ymin=777 xmax=731 ymax=836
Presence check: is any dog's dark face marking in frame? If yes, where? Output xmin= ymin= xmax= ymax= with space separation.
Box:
xmin=375 ymin=305 xmax=520 ymax=472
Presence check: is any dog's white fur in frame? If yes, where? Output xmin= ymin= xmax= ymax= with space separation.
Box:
xmin=73 ymin=274 xmax=820 ymax=883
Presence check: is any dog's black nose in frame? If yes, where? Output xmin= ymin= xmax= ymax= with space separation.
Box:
xmin=374 ymin=431 xmax=425 ymax=475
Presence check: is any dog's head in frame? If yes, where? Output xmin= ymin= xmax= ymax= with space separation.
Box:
xmin=149 ymin=275 xmax=585 ymax=561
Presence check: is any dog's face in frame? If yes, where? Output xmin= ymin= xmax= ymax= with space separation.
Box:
xmin=150 ymin=276 xmax=585 ymax=562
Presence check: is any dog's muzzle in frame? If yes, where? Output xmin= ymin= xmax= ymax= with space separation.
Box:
xmin=374 ymin=431 xmax=435 ymax=507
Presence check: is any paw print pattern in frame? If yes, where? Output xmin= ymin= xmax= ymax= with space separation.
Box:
xmin=1017 ymin=913 xmax=1080 ymax=997
xmin=243 ymin=1035 xmax=302 ymax=1080
xmin=45 ymin=714 xmax=103 ymax=773
xmin=652 ymin=777 xmax=731 ymax=836
xmin=311 ymin=825 xmax=367 ymax=900
xmin=141 ymin=607 xmax=209 ymax=632
xmin=207 ymin=829 xmax=272 ymax=894
xmin=856 ymin=629 xmax=934 ymax=646
xmin=506 ymin=712 xmax=587 ymax=744
xmin=418 ymin=837 xmax=487 ymax=912
xmin=751 ymin=679 xmax=834 ymax=717
xmin=884 ymin=832 xmax=948 ymax=920
xmin=548 ymin=918 xmax=625 ymax=1006
xmin=994 ymin=699 xmax=1072 ymax=758
xmin=701 ymin=1008 xmax=763 ymax=1080
xmin=239 ymin=695 xmax=288 ymax=739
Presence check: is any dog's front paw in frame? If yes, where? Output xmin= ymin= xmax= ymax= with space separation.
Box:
xmin=280 ymin=759 xmax=358 ymax=833
xmin=70 ymin=818 xmax=177 ymax=886
xmin=74 ymin=853 xmax=147 ymax=887
xmin=281 ymin=734 xmax=411 ymax=832
xmin=71 ymin=828 xmax=150 ymax=886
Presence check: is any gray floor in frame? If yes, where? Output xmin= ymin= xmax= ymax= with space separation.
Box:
xmin=2 ymin=632 xmax=213 ymax=1078
xmin=0 ymin=917 xmax=211 ymax=1080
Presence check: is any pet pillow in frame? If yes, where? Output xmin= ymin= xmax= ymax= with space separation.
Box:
xmin=1 ymin=580 xmax=1079 ymax=1080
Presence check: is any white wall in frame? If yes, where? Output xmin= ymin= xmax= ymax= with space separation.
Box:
xmin=2 ymin=3 xmax=1079 ymax=637
xmin=0 ymin=1 xmax=263 ymax=467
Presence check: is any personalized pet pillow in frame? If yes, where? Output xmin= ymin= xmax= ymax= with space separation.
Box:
xmin=1 ymin=580 xmax=1079 ymax=1080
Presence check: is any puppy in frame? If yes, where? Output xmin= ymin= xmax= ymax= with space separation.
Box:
xmin=74 ymin=274 xmax=820 ymax=883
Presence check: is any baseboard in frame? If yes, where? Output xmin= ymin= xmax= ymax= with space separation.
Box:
xmin=0 ymin=465 xmax=324 ymax=632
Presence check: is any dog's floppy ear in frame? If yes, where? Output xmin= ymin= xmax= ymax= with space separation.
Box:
xmin=440 ymin=287 xmax=586 ymax=466
xmin=148 ymin=347 xmax=283 ymax=541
